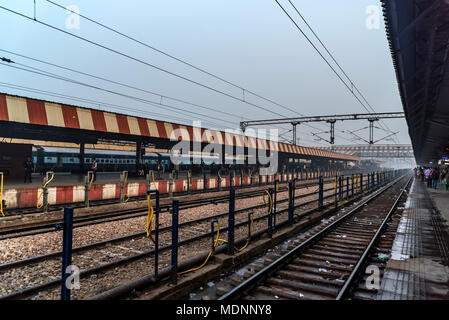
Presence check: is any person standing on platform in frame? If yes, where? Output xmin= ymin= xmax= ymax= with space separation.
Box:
xmin=92 ymin=157 xmax=98 ymax=182
xmin=425 ymin=168 xmax=432 ymax=187
xmin=23 ymin=155 xmax=35 ymax=183
xmin=431 ymin=167 xmax=439 ymax=189
xmin=441 ymin=167 xmax=448 ymax=191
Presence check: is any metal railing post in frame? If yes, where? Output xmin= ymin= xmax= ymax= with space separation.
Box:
xmin=228 ymin=187 xmax=235 ymax=255
xmin=318 ymin=176 xmax=324 ymax=209
xmin=346 ymin=176 xmax=349 ymax=199
xmin=61 ymin=207 xmax=73 ymax=300
xmin=168 ymin=173 xmax=174 ymax=198
xmin=288 ymin=181 xmax=294 ymax=225
xmin=147 ymin=189 xmax=160 ymax=279
xmin=84 ymin=171 xmax=93 ymax=208
xmin=360 ymin=174 xmax=364 ymax=193
xmin=171 ymin=200 xmax=179 ymax=284
xmin=273 ymin=180 xmax=278 ymax=230
xmin=120 ymin=171 xmax=127 ymax=203
xmin=268 ymin=188 xmax=274 ymax=238
xmin=351 ymin=174 xmax=354 ymax=197
xmin=43 ymin=171 xmax=54 ymax=213
xmin=338 ymin=176 xmax=343 ymax=200
xmin=211 ymin=219 xmax=218 ymax=253
xmin=187 ymin=170 xmax=191 ymax=194
xmin=203 ymin=170 xmax=207 ymax=193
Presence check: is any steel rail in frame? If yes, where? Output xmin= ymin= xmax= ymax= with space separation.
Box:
xmin=219 ymin=175 xmax=407 ymax=300
xmin=0 ymin=177 xmax=380 ymax=300
xmin=0 ymin=176 xmax=346 ymax=239
xmin=335 ymin=175 xmax=412 ymax=299
xmin=0 ymin=183 xmax=347 ymax=271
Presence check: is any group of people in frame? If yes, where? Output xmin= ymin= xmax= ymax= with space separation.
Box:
xmin=414 ymin=166 xmax=449 ymax=190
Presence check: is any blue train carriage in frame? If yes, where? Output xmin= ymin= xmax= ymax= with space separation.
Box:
xmin=32 ymin=146 xmax=162 ymax=173
xmin=31 ymin=146 xmax=222 ymax=174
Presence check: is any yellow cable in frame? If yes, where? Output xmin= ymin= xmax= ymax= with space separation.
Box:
xmin=263 ymin=190 xmax=273 ymax=214
xmin=89 ymin=172 xmax=94 ymax=188
xmin=146 ymin=194 xmax=155 ymax=242
xmin=187 ymin=171 xmax=192 ymax=190
xmin=0 ymin=173 xmax=4 ymax=217
xmin=123 ymin=172 xmax=129 ymax=202
xmin=178 ymin=220 xmax=223 ymax=275
xmin=37 ymin=173 xmax=55 ymax=209
xmin=234 ymin=214 xmax=254 ymax=252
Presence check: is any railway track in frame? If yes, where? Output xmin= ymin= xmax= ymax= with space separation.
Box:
xmin=3 ymin=175 xmax=331 ymax=217
xmin=208 ymin=175 xmax=412 ymax=300
xmin=0 ymin=176 xmax=343 ymax=239
xmin=0 ymin=176 xmax=374 ymax=300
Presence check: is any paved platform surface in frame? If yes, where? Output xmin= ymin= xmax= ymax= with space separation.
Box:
xmin=377 ymin=179 xmax=449 ymax=300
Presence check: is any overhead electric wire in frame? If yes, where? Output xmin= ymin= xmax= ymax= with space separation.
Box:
xmin=274 ymin=0 xmax=400 ymax=144
xmin=0 ymin=61 xmax=239 ymax=126
xmin=0 ymin=4 xmax=366 ymax=146
xmin=0 ymin=5 xmax=288 ymax=119
xmin=52 ymin=1 xmax=356 ymax=142
xmin=0 ymin=4 xmax=357 ymax=144
xmin=0 ymin=49 xmax=246 ymax=122
xmin=46 ymin=0 xmax=306 ymax=117
xmin=0 ymin=81 xmax=224 ymax=128
xmin=287 ymin=0 xmax=399 ymax=143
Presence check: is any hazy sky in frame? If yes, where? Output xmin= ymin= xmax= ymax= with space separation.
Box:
xmin=0 ymin=0 xmax=409 ymax=147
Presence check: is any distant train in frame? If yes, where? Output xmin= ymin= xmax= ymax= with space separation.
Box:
xmin=31 ymin=146 xmax=246 ymax=174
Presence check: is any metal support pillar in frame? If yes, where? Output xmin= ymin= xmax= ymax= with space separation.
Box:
xmin=268 ymin=188 xmax=274 ymax=238
xmin=228 ymin=187 xmax=235 ymax=255
xmin=79 ymin=143 xmax=85 ymax=173
xmin=288 ymin=181 xmax=294 ymax=225
xmin=119 ymin=171 xmax=128 ymax=203
xmin=346 ymin=176 xmax=349 ymax=199
xmin=318 ymin=176 xmax=324 ymax=209
xmin=61 ymin=207 xmax=73 ymax=300
xmin=171 ymin=200 xmax=179 ymax=284
xmin=147 ymin=189 xmax=160 ymax=278
xmin=338 ymin=176 xmax=343 ymax=200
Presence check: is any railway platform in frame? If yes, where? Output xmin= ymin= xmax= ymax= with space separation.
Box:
xmin=2 ymin=171 xmax=196 ymax=190
xmin=377 ymin=179 xmax=449 ymax=300
xmin=1 ymin=170 xmax=334 ymax=210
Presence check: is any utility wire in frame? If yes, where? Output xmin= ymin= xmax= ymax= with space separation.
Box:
xmin=52 ymin=1 xmax=356 ymax=141
xmin=0 ymin=5 xmax=287 ymax=118
xmin=0 ymin=49 xmax=246 ymax=122
xmin=0 ymin=4 xmax=362 ymax=145
xmin=287 ymin=0 xmax=399 ymax=143
xmin=0 ymin=4 xmax=355 ymax=143
xmin=0 ymin=61 xmax=239 ymax=126
xmin=274 ymin=0 xmax=399 ymax=143
xmin=46 ymin=0 xmax=306 ymax=117
xmin=0 ymin=81 xmax=224 ymax=128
